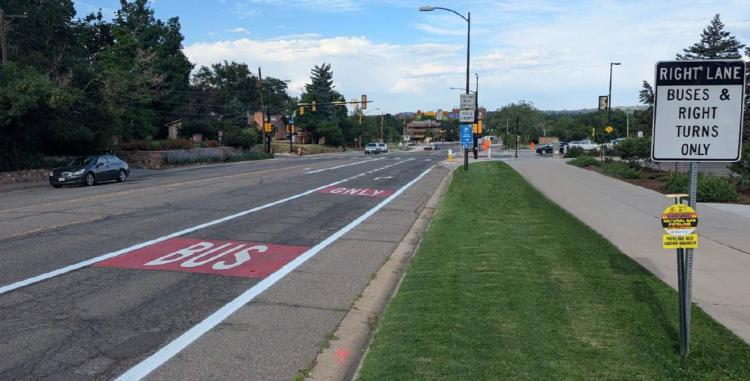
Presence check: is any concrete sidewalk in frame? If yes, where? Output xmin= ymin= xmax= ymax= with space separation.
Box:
xmin=505 ymin=155 xmax=750 ymax=344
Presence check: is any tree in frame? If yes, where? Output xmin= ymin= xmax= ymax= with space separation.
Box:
xmin=297 ymin=63 xmax=347 ymax=145
xmin=676 ymin=14 xmax=745 ymax=60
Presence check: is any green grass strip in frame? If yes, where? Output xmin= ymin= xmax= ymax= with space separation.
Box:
xmin=357 ymin=162 xmax=750 ymax=380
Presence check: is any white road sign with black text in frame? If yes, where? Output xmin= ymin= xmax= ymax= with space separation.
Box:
xmin=460 ymin=93 xmax=476 ymax=110
xmin=459 ymin=110 xmax=475 ymax=123
xmin=652 ymin=60 xmax=746 ymax=162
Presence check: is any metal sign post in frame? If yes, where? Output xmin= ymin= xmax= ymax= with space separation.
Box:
xmin=652 ymin=59 xmax=745 ymax=357
xmin=460 ymin=125 xmax=473 ymax=171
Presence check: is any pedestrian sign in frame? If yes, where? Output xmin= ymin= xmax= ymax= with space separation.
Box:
xmin=460 ymin=125 xmax=473 ymax=149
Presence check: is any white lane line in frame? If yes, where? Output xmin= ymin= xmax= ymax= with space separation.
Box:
xmin=304 ymin=158 xmax=383 ymax=174
xmin=116 ymin=164 xmax=436 ymax=381
xmin=0 ymin=159 xmax=412 ymax=296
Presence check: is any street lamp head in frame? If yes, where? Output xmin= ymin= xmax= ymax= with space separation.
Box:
xmin=612 ymin=62 xmax=621 ymax=65
xmin=419 ymin=5 xmax=435 ymax=11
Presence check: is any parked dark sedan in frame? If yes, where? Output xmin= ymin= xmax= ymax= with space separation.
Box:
xmin=49 ymin=155 xmax=130 ymax=188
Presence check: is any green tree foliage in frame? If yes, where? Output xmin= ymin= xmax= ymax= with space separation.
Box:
xmin=297 ymin=63 xmax=348 ymax=145
xmin=0 ymin=0 xmax=199 ymax=170
xmin=487 ymin=101 xmax=546 ymax=145
xmin=676 ymin=14 xmax=745 ymax=60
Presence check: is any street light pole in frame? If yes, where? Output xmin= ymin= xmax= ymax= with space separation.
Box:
xmin=420 ymin=5 xmax=471 ymax=165
xmin=607 ymin=62 xmax=621 ymax=126
xmin=473 ymin=72 xmax=479 ymax=159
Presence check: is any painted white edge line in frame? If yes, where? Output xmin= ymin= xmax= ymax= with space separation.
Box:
xmin=0 ymin=159 xmax=411 ymax=296
xmin=116 ymin=164 xmax=436 ymax=381
xmin=305 ymin=158 xmax=383 ymax=174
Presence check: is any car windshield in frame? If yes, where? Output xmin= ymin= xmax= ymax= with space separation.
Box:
xmin=367 ymin=143 xmax=377 ymax=147
xmin=68 ymin=157 xmax=95 ymax=167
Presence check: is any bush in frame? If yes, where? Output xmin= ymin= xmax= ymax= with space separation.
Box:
xmin=206 ymin=139 xmax=220 ymax=148
xmin=729 ymin=143 xmax=750 ymax=190
xmin=564 ymin=146 xmax=585 ymax=158
xmin=120 ymin=140 xmax=150 ymax=151
xmin=224 ymin=127 xmax=259 ymax=149
xmin=601 ymin=161 xmax=641 ymax=179
xmin=568 ymin=155 xmax=601 ymax=167
xmin=160 ymin=139 xmax=193 ymax=150
xmin=663 ymin=173 xmax=739 ymax=202
xmin=616 ymin=138 xmax=651 ymax=164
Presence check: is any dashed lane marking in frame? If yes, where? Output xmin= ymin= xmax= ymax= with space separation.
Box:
xmin=115 ymin=165 xmax=436 ymax=381
xmin=0 ymin=159 xmax=413 ymax=296
xmin=304 ymin=158 xmax=383 ymax=174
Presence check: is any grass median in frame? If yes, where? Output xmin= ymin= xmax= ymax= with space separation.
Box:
xmin=357 ymin=162 xmax=750 ymax=380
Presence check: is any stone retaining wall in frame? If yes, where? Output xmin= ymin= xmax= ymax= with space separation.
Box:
xmin=0 ymin=169 xmax=49 ymax=185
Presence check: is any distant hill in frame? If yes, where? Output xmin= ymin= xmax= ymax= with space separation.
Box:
xmin=541 ymin=106 xmax=647 ymax=115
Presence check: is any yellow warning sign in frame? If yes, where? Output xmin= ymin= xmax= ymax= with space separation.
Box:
xmin=661 ymin=204 xmax=698 ymax=236
xmin=663 ymin=234 xmax=698 ymax=249
xmin=605 ymin=126 xmax=614 ymax=134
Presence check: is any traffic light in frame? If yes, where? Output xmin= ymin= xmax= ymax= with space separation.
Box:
xmin=264 ymin=122 xmax=272 ymax=133
xmin=361 ymin=94 xmax=367 ymax=110
xmin=312 ymin=101 xmax=317 ymax=112
xmin=299 ymin=106 xmax=304 ymax=116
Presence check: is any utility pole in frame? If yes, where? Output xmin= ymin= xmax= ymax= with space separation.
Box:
xmin=473 ymin=72 xmax=479 ymax=159
xmin=259 ymin=67 xmax=271 ymax=154
xmin=380 ymin=113 xmax=384 ymax=143
xmin=515 ymin=115 xmax=519 ymax=159
xmin=0 ymin=8 xmax=27 ymax=66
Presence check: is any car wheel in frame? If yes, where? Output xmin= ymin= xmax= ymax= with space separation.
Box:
xmin=117 ymin=170 xmax=127 ymax=182
xmin=84 ymin=172 xmax=95 ymax=186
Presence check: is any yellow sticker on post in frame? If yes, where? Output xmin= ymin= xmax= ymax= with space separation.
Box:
xmin=663 ymin=234 xmax=698 ymax=249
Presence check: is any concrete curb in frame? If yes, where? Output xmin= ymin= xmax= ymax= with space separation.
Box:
xmin=307 ymin=165 xmax=454 ymax=381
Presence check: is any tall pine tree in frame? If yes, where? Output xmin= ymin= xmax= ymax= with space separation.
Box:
xmin=676 ymin=14 xmax=745 ymax=60
xmin=297 ymin=63 xmax=347 ymax=145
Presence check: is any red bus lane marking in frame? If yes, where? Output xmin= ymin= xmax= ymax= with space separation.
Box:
xmin=94 ymin=238 xmax=308 ymax=279
xmin=318 ymin=186 xmax=394 ymax=198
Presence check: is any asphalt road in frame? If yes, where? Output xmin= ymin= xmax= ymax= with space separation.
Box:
xmin=0 ymin=149 xmax=449 ymax=380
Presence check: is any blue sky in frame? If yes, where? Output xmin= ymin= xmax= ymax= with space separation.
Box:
xmin=74 ymin=0 xmax=750 ymax=114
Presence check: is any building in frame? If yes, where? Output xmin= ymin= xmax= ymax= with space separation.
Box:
xmin=251 ymin=111 xmax=288 ymax=140
xmin=406 ymin=120 xmax=442 ymax=143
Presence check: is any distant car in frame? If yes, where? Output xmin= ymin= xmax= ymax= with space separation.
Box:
xmin=568 ymin=139 xmax=600 ymax=151
xmin=364 ymin=142 xmax=380 ymax=154
xmin=606 ymin=138 xmax=626 ymax=149
xmin=423 ymin=145 xmax=434 ymax=151
xmin=49 ymin=154 xmax=130 ymax=188
xmin=377 ymin=143 xmax=388 ymax=153
xmin=536 ymin=143 xmax=554 ymax=154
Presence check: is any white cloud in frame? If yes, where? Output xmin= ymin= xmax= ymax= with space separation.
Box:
xmin=186 ymin=1 xmax=750 ymax=113
xmin=225 ymin=27 xmax=252 ymax=34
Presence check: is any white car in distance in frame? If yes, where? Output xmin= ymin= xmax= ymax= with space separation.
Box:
xmin=568 ymin=139 xmax=600 ymax=151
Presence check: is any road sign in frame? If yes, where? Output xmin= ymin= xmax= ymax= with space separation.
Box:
xmin=663 ymin=234 xmax=699 ymax=249
xmin=95 ymin=238 xmax=309 ymax=278
xmin=605 ymin=126 xmax=614 ymax=134
xmin=460 ymin=124 xmax=473 ymax=148
xmin=661 ymin=204 xmax=698 ymax=236
xmin=459 ymin=110 xmax=475 ymax=123
xmin=436 ymin=109 xmax=443 ymax=120
xmin=460 ymin=93 xmax=476 ymax=110
xmin=652 ymin=60 xmax=746 ymax=162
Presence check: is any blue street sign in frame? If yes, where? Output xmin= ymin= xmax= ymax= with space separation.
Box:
xmin=460 ymin=125 xmax=473 ymax=149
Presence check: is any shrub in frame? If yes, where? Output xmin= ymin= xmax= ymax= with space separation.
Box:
xmin=206 ymin=140 xmax=220 ymax=148
xmin=601 ymin=161 xmax=641 ymax=179
xmin=564 ymin=146 xmax=585 ymax=158
xmin=120 ymin=140 xmax=150 ymax=151
xmin=729 ymin=143 xmax=750 ymax=190
xmin=160 ymin=139 xmax=193 ymax=150
xmin=663 ymin=173 xmax=739 ymax=202
xmin=568 ymin=155 xmax=601 ymax=167
xmin=616 ymin=138 xmax=651 ymax=164
xmin=224 ymin=127 xmax=260 ymax=149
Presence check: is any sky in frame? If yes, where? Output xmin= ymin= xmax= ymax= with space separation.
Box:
xmin=73 ymin=0 xmax=750 ymax=114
